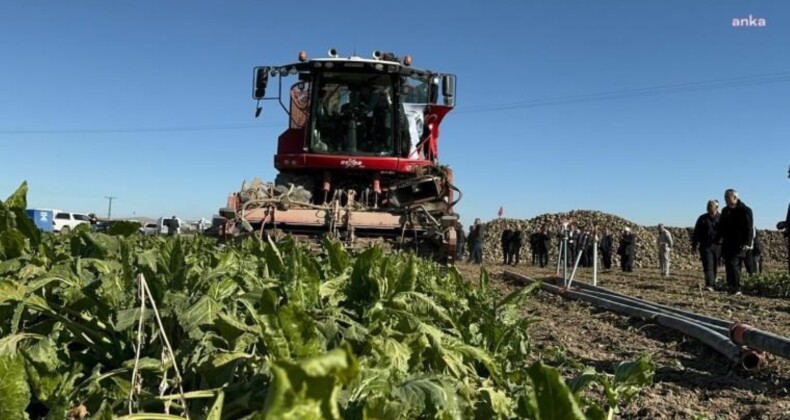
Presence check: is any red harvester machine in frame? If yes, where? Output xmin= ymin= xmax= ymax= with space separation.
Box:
xmin=220 ymin=48 xmax=461 ymax=264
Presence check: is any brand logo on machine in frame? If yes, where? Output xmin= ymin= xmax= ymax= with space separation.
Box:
xmin=340 ymin=159 xmax=364 ymax=168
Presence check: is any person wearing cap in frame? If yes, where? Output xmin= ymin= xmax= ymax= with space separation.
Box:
xmin=657 ymin=224 xmax=674 ymax=277
xmin=617 ymin=227 xmax=636 ymax=272
xmin=692 ymin=199 xmax=721 ymax=291
xmin=715 ymin=189 xmax=754 ymax=295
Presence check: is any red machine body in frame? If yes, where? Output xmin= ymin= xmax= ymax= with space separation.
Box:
xmin=221 ymin=49 xmax=460 ymax=263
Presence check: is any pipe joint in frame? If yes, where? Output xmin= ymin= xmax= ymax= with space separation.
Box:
xmin=729 ymin=322 xmax=755 ymax=346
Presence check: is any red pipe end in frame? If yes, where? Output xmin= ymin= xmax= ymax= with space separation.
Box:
xmin=741 ymin=349 xmax=768 ymax=371
xmin=729 ymin=323 xmax=754 ymax=346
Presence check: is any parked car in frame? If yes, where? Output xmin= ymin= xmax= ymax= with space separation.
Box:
xmin=139 ymin=222 xmax=159 ymax=236
xmin=52 ymin=210 xmax=91 ymax=234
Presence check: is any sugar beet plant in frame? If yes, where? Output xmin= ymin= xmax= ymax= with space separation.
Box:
xmin=0 ymin=182 xmax=653 ymax=419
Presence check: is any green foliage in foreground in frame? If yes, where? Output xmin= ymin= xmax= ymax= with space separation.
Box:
xmin=0 ymin=182 xmax=653 ymax=419
xmin=741 ymin=272 xmax=790 ymax=298
xmin=713 ymin=270 xmax=790 ymax=298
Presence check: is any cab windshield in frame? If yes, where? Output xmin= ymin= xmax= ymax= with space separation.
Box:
xmin=310 ymin=72 xmax=394 ymax=156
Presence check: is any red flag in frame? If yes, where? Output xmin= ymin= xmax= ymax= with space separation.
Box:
xmin=498 ymin=206 xmax=504 ymax=218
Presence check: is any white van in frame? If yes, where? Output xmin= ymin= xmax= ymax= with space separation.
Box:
xmin=52 ymin=210 xmax=91 ymax=234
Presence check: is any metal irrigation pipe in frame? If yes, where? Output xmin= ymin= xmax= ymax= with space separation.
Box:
xmin=572 ymin=288 xmax=731 ymax=336
xmin=570 ymin=281 xmax=732 ymax=329
xmin=560 ymin=274 xmax=790 ymax=363
xmin=503 ymin=271 xmax=767 ymax=370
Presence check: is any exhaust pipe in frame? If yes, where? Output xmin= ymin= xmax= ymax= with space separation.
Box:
xmin=372 ymin=50 xmax=382 ymax=59
xmin=328 ymin=48 xmax=338 ymax=58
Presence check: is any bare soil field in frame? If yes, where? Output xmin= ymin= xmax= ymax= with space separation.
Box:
xmin=455 ymin=262 xmax=790 ymax=419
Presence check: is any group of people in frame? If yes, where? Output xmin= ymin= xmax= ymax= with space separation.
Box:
xmin=455 ymin=182 xmax=789 ymax=296
xmin=499 ymin=224 xmax=523 ymax=265
xmin=691 ymin=189 xmax=759 ymax=295
xmin=456 ymin=218 xmax=485 ymax=264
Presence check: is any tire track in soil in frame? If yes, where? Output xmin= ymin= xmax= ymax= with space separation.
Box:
xmin=455 ymin=262 xmax=790 ymax=419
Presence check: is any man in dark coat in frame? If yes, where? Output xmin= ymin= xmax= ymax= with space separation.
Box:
xmin=618 ymin=227 xmax=636 ymax=272
xmin=715 ymin=189 xmax=754 ymax=295
xmin=501 ymin=224 xmax=513 ymax=265
xmin=692 ymin=199 xmax=721 ymax=291
xmin=539 ymin=227 xmax=551 ymax=267
xmin=576 ymin=228 xmax=590 ymax=268
xmin=509 ymin=228 xmax=523 ymax=265
xmin=529 ymin=231 xmax=540 ymax=266
xmin=599 ymin=229 xmax=614 ymax=270
xmin=468 ymin=219 xmax=486 ymax=264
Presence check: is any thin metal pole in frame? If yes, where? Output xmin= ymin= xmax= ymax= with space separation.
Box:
xmin=593 ymin=235 xmax=598 ymax=286
xmin=562 ymin=230 xmax=568 ymax=287
xmin=567 ymin=246 xmax=584 ymax=289
xmin=105 ymin=196 xmax=117 ymax=219
xmin=555 ymin=234 xmax=563 ymax=276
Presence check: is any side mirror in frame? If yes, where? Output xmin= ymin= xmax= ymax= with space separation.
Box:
xmin=429 ymin=77 xmax=439 ymax=104
xmin=441 ymin=75 xmax=456 ymax=107
xmin=253 ymin=66 xmax=269 ymax=99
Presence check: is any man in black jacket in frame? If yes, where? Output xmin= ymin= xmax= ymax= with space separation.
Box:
xmin=501 ymin=224 xmax=513 ymax=265
xmin=577 ymin=228 xmax=590 ymax=268
xmin=529 ymin=231 xmax=540 ymax=266
xmin=692 ymin=199 xmax=721 ymax=291
xmin=715 ymin=189 xmax=754 ymax=295
xmin=618 ymin=227 xmax=636 ymax=272
xmin=539 ymin=227 xmax=551 ymax=267
xmin=509 ymin=228 xmax=523 ymax=265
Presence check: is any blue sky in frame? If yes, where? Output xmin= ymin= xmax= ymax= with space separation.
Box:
xmin=1 ymin=1 xmax=788 ymax=228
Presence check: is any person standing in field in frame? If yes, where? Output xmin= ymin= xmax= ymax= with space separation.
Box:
xmin=470 ymin=218 xmax=485 ymax=264
xmin=751 ymin=228 xmax=764 ymax=275
xmin=715 ymin=189 xmax=754 ymax=295
xmin=539 ymin=227 xmax=551 ymax=267
xmin=529 ymin=230 xmax=540 ymax=266
xmin=618 ymin=227 xmax=636 ymax=272
xmin=657 ymin=224 xmax=674 ymax=277
xmin=692 ymin=199 xmax=721 ymax=291
xmin=599 ymin=229 xmax=614 ymax=270
xmin=509 ymin=227 xmax=523 ymax=265
xmin=501 ymin=224 xmax=513 ymax=265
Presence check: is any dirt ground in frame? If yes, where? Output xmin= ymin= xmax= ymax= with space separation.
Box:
xmin=455 ymin=261 xmax=790 ymax=419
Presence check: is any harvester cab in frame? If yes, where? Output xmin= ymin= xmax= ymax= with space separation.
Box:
xmin=221 ymin=48 xmax=461 ymax=264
